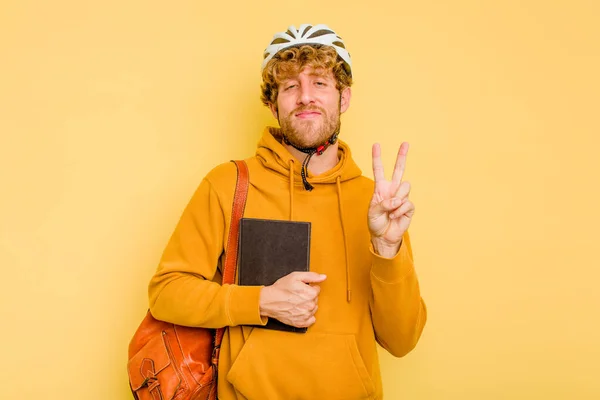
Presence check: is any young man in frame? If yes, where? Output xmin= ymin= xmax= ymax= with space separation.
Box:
xmin=148 ymin=24 xmax=427 ymax=399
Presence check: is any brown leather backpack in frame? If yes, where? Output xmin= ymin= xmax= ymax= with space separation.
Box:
xmin=127 ymin=160 xmax=249 ymax=400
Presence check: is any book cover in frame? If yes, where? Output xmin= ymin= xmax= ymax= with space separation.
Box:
xmin=237 ymin=218 xmax=311 ymax=333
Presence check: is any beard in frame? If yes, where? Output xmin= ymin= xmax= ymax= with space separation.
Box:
xmin=279 ymin=105 xmax=341 ymax=149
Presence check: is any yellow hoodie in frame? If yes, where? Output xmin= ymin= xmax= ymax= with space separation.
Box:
xmin=148 ymin=127 xmax=427 ymax=400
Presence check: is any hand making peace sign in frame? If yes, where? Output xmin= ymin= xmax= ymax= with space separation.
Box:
xmin=368 ymin=142 xmax=415 ymax=257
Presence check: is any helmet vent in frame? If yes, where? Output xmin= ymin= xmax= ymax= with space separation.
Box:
xmin=307 ymin=29 xmax=334 ymax=39
xmin=271 ymin=38 xmax=290 ymax=45
xmin=301 ymin=25 xmax=313 ymax=36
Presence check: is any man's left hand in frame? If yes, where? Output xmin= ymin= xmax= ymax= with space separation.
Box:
xmin=368 ymin=142 xmax=415 ymax=258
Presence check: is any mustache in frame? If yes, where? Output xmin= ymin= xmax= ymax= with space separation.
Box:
xmin=289 ymin=106 xmax=326 ymax=117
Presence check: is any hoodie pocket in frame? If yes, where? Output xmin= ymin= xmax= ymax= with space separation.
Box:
xmin=227 ymin=328 xmax=375 ymax=400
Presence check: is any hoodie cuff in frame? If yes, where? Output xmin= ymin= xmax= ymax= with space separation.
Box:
xmin=227 ymin=285 xmax=268 ymax=326
xmin=370 ymin=240 xmax=415 ymax=284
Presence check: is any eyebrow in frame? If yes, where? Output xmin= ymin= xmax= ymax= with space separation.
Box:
xmin=307 ymin=70 xmax=329 ymax=78
xmin=278 ymin=70 xmax=332 ymax=84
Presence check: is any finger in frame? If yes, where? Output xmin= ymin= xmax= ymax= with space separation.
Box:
xmin=390 ymin=200 xmax=415 ymax=219
xmin=312 ymin=285 xmax=321 ymax=296
xmin=297 ymin=316 xmax=316 ymax=328
xmin=308 ymin=302 xmax=318 ymax=313
xmin=294 ymin=271 xmax=327 ymax=284
xmin=303 ymin=284 xmax=320 ymax=299
xmin=370 ymin=190 xmax=384 ymax=206
xmin=373 ymin=196 xmax=408 ymax=213
xmin=372 ymin=143 xmax=385 ymax=184
xmin=391 ymin=142 xmax=409 ymax=188
xmin=394 ymin=181 xmax=411 ymax=199
xmin=294 ymin=281 xmax=320 ymax=298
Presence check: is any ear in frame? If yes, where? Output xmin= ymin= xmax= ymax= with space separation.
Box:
xmin=340 ymin=87 xmax=352 ymax=114
xmin=268 ymin=102 xmax=278 ymax=120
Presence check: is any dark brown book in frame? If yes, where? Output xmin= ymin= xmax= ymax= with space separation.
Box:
xmin=237 ymin=218 xmax=311 ymax=333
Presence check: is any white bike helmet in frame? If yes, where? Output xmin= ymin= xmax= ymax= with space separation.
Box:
xmin=262 ymin=24 xmax=352 ymax=76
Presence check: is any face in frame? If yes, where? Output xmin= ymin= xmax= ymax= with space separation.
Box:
xmin=270 ymin=66 xmax=351 ymax=149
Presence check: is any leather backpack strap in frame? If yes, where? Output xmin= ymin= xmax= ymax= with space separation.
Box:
xmin=212 ymin=160 xmax=249 ymax=362
xmin=222 ymin=160 xmax=249 ymax=286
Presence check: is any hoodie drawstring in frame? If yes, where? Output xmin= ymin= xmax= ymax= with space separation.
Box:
xmin=336 ymin=176 xmax=352 ymax=303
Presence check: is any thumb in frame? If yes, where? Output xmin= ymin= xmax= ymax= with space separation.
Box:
xmin=369 ymin=196 xmax=405 ymax=216
xmin=294 ymin=271 xmax=327 ymax=284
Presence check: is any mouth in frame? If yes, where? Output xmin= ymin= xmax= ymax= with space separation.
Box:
xmin=295 ymin=111 xmax=322 ymax=119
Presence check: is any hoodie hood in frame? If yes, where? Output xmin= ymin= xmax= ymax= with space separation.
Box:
xmin=256 ymin=127 xmax=362 ymax=186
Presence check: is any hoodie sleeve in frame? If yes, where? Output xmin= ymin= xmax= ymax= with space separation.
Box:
xmin=369 ymin=231 xmax=427 ymax=357
xmin=148 ymin=175 xmax=267 ymax=328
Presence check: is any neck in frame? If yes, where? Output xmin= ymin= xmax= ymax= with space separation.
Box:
xmin=284 ymin=142 xmax=340 ymax=176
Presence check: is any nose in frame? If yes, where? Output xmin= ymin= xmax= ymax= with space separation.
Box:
xmin=297 ymin=83 xmax=316 ymax=106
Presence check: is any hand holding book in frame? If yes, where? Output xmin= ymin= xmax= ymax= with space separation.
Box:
xmin=258 ymin=272 xmax=326 ymax=329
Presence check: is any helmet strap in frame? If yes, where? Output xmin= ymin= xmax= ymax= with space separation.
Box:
xmin=282 ymin=130 xmax=339 ymax=191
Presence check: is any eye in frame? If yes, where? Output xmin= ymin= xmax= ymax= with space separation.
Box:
xmin=315 ymin=81 xmax=326 ymax=86
xmin=284 ymin=84 xmax=297 ymax=91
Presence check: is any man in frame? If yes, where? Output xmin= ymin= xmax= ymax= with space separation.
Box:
xmin=148 ymin=24 xmax=427 ymax=399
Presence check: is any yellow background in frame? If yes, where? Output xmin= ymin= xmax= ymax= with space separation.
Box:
xmin=1 ymin=0 xmax=598 ymax=399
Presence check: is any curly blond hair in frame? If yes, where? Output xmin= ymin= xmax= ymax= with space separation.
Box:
xmin=260 ymin=44 xmax=353 ymax=107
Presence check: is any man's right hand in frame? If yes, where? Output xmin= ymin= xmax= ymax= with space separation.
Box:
xmin=259 ymin=271 xmax=326 ymax=328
